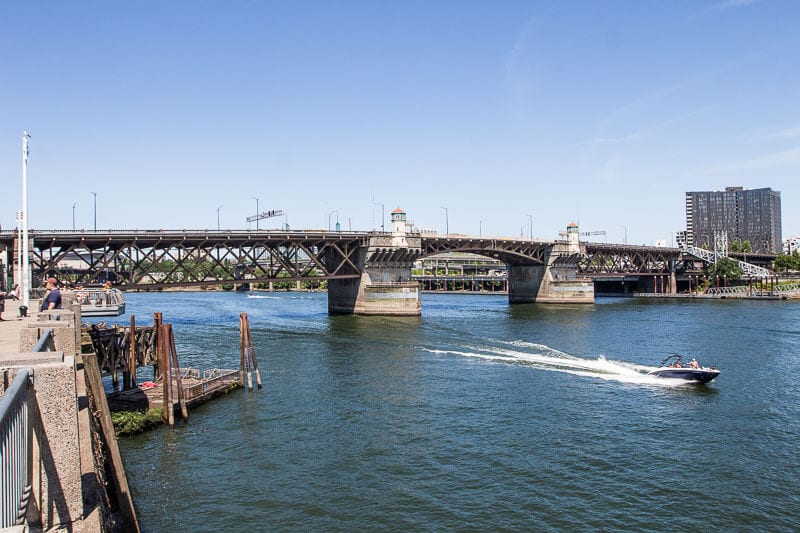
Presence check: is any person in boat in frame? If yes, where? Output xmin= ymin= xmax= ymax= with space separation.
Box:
xmin=690 ymin=358 xmax=699 ymax=369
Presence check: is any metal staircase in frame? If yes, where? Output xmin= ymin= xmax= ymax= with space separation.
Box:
xmin=678 ymin=243 xmax=771 ymax=277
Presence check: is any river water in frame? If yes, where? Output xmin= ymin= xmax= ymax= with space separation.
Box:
xmin=111 ymin=291 xmax=800 ymax=531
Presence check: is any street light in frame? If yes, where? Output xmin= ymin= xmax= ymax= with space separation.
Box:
xmin=252 ymin=196 xmax=260 ymax=230
xmin=527 ymin=214 xmax=533 ymax=240
xmin=620 ymin=225 xmax=628 ymax=245
xmin=91 ymin=191 xmax=97 ymax=231
xmin=217 ymin=205 xmax=224 ymax=230
xmin=479 ymin=219 xmax=484 ymax=237
xmin=328 ymin=210 xmax=339 ymax=231
xmin=372 ymin=196 xmax=385 ymax=232
xmin=72 ymin=202 xmax=77 ymax=231
xmin=441 ymin=206 xmax=449 ymax=235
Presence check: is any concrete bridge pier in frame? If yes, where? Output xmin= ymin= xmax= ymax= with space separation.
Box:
xmin=328 ymin=271 xmax=421 ymax=316
xmin=327 ymin=208 xmax=422 ymax=316
xmin=508 ymin=229 xmax=594 ymax=304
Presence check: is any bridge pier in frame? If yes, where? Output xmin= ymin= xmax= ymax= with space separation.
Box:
xmin=326 ymin=209 xmax=421 ymax=316
xmin=328 ymin=272 xmax=421 ymax=316
xmin=508 ymin=228 xmax=594 ymax=304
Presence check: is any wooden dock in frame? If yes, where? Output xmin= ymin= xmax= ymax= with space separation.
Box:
xmin=107 ymin=368 xmax=241 ymax=413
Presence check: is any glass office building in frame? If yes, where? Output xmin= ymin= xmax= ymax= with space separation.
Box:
xmin=685 ymin=187 xmax=782 ymax=254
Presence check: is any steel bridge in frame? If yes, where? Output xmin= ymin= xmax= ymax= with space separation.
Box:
xmin=0 ymin=230 xmax=773 ymax=289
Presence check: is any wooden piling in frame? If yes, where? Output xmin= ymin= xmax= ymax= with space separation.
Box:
xmin=158 ymin=324 xmax=174 ymax=427
xmin=239 ymin=312 xmax=262 ymax=391
xmin=168 ymin=325 xmax=189 ymax=421
xmin=129 ymin=315 xmax=137 ymax=389
xmin=244 ymin=315 xmax=262 ymax=389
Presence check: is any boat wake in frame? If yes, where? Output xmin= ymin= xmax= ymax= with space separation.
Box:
xmin=423 ymin=340 xmax=694 ymax=387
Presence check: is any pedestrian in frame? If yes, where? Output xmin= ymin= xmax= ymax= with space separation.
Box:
xmin=0 ymin=287 xmax=6 ymax=320
xmin=40 ymin=277 xmax=63 ymax=311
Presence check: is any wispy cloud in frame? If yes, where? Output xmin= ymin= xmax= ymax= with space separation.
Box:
xmin=750 ymin=126 xmax=800 ymax=142
xmin=692 ymin=146 xmax=800 ymax=175
xmin=688 ymin=0 xmax=760 ymax=20
xmin=563 ymin=133 xmax=644 ymax=148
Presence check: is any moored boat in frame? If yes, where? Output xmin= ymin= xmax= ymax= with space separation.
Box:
xmin=72 ymin=287 xmax=126 ymax=317
xmin=648 ymin=354 xmax=720 ymax=383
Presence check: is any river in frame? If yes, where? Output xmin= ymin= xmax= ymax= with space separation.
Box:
xmin=110 ymin=291 xmax=800 ymax=531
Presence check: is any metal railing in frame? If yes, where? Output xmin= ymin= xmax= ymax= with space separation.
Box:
xmin=183 ymin=369 xmax=239 ymax=403
xmin=0 ymin=368 xmax=33 ymax=528
xmin=31 ymin=328 xmax=54 ymax=353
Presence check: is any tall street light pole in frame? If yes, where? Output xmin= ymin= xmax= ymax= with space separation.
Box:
xmin=21 ymin=132 xmax=31 ymax=308
xmin=441 ymin=206 xmax=449 ymax=236
xmin=372 ymin=196 xmax=385 ymax=232
xmin=527 ymin=214 xmax=533 ymax=240
xmin=91 ymin=191 xmax=97 ymax=231
xmin=252 ymin=196 xmax=259 ymax=230
xmin=328 ymin=210 xmax=339 ymax=231
xmin=217 ymin=205 xmax=224 ymax=230
xmin=479 ymin=219 xmax=484 ymax=237
xmin=72 ymin=202 xmax=76 ymax=230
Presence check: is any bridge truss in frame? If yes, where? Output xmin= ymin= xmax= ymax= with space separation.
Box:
xmin=0 ymin=230 xmax=366 ymax=289
xmin=580 ymin=244 xmax=677 ymax=274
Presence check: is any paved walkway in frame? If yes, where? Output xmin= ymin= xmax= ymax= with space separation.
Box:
xmin=0 ymin=298 xmax=40 ymax=353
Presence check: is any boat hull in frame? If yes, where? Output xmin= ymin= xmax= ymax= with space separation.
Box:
xmin=648 ymin=368 xmax=720 ymax=383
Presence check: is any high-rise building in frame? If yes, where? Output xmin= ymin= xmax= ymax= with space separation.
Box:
xmin=685 ymin=187 xmax=782 ymax=254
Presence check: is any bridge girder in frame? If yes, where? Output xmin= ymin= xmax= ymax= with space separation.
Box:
xmin=1 ymin=230 xmax=367 ymax=289
xmin=421 ymin=236 xmax=548 ymax=266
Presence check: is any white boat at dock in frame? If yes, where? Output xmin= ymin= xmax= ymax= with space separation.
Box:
xmin=72 ymin=287 xmax=126 ymax=317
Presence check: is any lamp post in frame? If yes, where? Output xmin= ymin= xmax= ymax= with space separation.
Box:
xmin=72 ymin=202 xmax=76 ymax=230
xmin=441 ymin=206 xmax=449 ymax=235
xmin=372 ymin=197 xmax=385 ymax=232
xmin=217 ymin=205 xmax=223 ymax=230
xmin=479 ymin=219 xmax=484 ymax=237
xmin=620 ymin=225 xmax=628 ymax=245
xmin=527 ymin=214 xmax=533 ymax=240
xmin=21 ymin=132 xmax=31 ymax=308
xmin=91 ymin=191 xmax=97 ymax=231
xmin=252 ymin=196 xmax=260 ymax=230
xmin=328 ymin=210 xmax=339 ymax=231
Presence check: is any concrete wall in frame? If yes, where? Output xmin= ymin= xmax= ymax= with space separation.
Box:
xmin=0 ymin=354 xmax=83 ymax=530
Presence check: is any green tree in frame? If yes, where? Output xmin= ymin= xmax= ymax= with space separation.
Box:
xmin=705 ymin=257 xmax=743 ymax=280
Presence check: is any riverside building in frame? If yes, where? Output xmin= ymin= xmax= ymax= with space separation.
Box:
xmin=685 ymin=186 xmax=782 ymax=254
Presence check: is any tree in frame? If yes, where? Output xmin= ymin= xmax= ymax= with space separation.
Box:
xmin=705 ymin=257 xmax=743 ymax=280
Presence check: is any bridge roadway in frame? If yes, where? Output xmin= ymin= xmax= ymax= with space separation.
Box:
xmin=0 ymin=229 xmax=775 ymax=291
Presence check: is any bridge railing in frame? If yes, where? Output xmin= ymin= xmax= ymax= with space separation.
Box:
xmin=0 ymin=368 xmax=33 ymax=528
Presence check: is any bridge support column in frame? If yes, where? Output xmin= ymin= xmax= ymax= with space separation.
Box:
xmin=328 ymin=271 xmax=421 ymax=316
xmin=508 ymin=245 xmax=594 ymax=304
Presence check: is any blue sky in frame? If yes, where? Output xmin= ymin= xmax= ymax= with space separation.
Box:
xmin=1 ymin=0 xmax=798 ymax=246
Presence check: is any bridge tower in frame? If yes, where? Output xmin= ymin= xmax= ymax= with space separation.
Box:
xmin=507 ymin=222 xmax=594 ymax=304
xmin=327 ymin=206 xmax=422 ymax=316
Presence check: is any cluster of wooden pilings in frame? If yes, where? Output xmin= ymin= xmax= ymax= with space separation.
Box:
xmin=92 ymin=311 xmax=264 ymax=428
xmin=239 ymin=312 xmax=262 ymax=391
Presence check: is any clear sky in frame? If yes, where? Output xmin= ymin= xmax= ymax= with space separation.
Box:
xmin=1 ymin=0 xmax=798 ymax=245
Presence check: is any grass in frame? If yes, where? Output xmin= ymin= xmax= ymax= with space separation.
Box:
xmin=111 ymin=408 xmax=164 ymax=436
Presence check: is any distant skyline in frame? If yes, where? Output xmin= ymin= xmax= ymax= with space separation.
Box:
xmin=1 ymin=1 xmax=798 ymax=246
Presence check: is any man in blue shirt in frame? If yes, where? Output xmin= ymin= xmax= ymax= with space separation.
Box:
xmin=40 ymin=277 xmax=62 ymax=311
